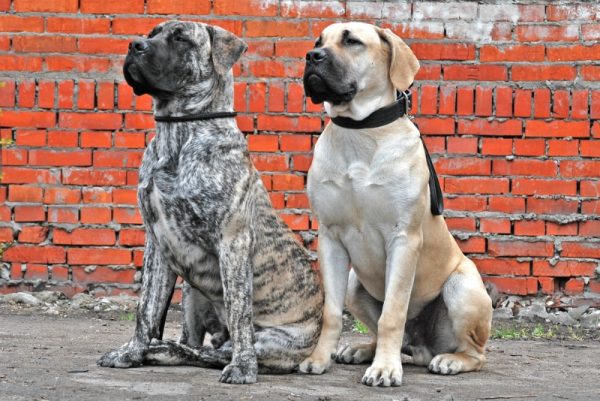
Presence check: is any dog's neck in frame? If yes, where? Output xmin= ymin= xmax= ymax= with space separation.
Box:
xmin=153 ymin=72 xmax=235 ymax=118
xmin=324 ymin=83 xmax=397 ymax=121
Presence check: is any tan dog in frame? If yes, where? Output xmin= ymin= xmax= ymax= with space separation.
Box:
xmin=298 ymin=22 xmax=493 ymax=387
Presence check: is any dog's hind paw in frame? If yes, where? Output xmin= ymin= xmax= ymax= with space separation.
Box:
xmin=428 ymin=354 xmax=464 ymax=375
xmin=298 ymin=355 xmax=331 ymax=374
xmin=97 ymin=341 xmax=146 ymax=368
xmin=335 ymin=343 xmax=375 ymax=365
xmin=361 ymin=362 xmax=403 ymax=387
xmin=220 ymin=363 xmax=258 ymax=384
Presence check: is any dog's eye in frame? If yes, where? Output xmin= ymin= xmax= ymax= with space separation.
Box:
xmin=345 ymin=37 xmax=363 ymax=46
xmin=174 ymin=35 xmax=187 ymax=42
xmin=314 ymin=37 xmax=322 ymax=48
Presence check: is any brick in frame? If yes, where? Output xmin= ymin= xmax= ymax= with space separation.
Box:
xmin=512 ymin=179 xmax=576 ymax=196
xmin=46 ymin=56 xmax=111 ymax=73
xmin=73 ymin=266 xmax=135 ymax=283
xmin=488 ymin=197 xmax=525 ymax=213
xmin=80 ymin=0 xmax=144 ymax=14
xmin=488 ymin=240 xmax=553 ymax=257
xmin=480 ymin=45 xmax=544 ymax=62
xmin=0 ymin=227 xmax=13 ymax=242
xmin=286 ymin=193 xmax=310 ymax=209
xmin=445 ymin=177 xmax=509 ymax=194
xmin=581 ymin=141 xmax=600 ymax=158
xmin=514 ymin=139 xmax=545 ymax=156
xmin=564 ymin=278 xmax=585 ymax=295
xmin=47 ymin=207 xmax=78 ymax=224
xmin=560 ymin=160 xmax=600 ymax=178
xmin=44 ymin=187 xmax=81 ymax=204
xmin=480 ymin=218 xmax=511 ymax=234
xmin=547 ymin=44 xmax=600 ymax=61
xmin=514 ymin=220 xmax=545 ymax=236
xmin=3 ymin=245 xmax=65 ymax=264
xmin=413 ymin=1 xmax=477 ymax=19
xmin=512 ymin=65 xmax=576 ymax=81
xmin=411 ymin=43 xmax=475 ymax=61
xmin=81 ymin=207 xmax=111 ymax=224
xmin=538 ymin=277 xmax=555 ymax=295
xmin=446 ymin=217 xmax=476 ymax=232
xmin=483 ymin=277 xmax=537 ymax=296
xmin=438 ymin=86 xmax=456 ymax=115
xmin=248 ymin=82 xmax=266 ymax=113
xmin=120 ymin=229 xmax=145 ymax=246
xmin=513 ymin=89 xmax=532 ymax=118
xmin=458 ymin=119 xmax=522 ymax=136
xmin=0 ymin=81 xmax=15 ymax=107
xmin=46 ymin=17 xmax=110 ymax=34
xmin=0 ymin=55 xmax=42 ymax=72
xmin=581 ymin=181 xmax=600 ymax=197
xmin=13 ymin=36 xmax=76 ymax=53
xmin=112 ymin=189 xmax=138 ymax=205
xmin=493 ymin=159 xmax=557 ymax=177
xmin=14 ymin=0 xmax=77 ymax=12
xmin=51 ymin=266 xmax=69 ymax=282
xmin=257 ymin=116 xmax=320 ymax=132
xmin=82 ymin=188 xmax=112 ymax=204
xmin=420 ymin=85 xmax=438 ymax=115
xmin=0 ymin=15 xmax=44 ymax=32
xmin=551 ymin=90 xmax=569 ymax=118
xmin=29 ymin=150 xmax=91 ymax=167
xmin=59 ymin=113 xmax=122 ymax=130
xmin=346 ymin=1 xmax=410 ymax=20
xmin=548 ymin=139 xmax=578 ymax=156
xmin=251 ymin=154 xmax=289 ymax=172
xmin=62 ymin=168 xmax=126 ymax=186
xmin=18 ymin=226 xmax=48 ymax=243
xmin=68 ymin=248 xmax=131 ymax=265
xmin=582 ymin=200 xmax=600 ymax=214
xmin=422 ymin=137 xmax=445 ymax=154
xmin=533 ymin=89 xmax=551 ymax=119
xmin=292 ymin=155 xmax=312 ymax=172
xmin=54 ymin=228 xmax=116 ymax=246
xmin=0 ymin=111 xmax=55 ymax=128
xmin=78 ymin=37 xmax=130 ymax=55
xmin=113 ymin=208 xmax=143 ymax=224
xmin=546 ymin=222 xmax=578 ymax=236
xmin=280 ymin=214 xmax=309 ymax=231
xmin=214 ymin=0 xmax=278 ymax=16
xmin=93 ymin=150 xmax=143 ymax=168
xmin=2 ymin=167 xmax=60 ymax=185
xmin=527 ymin=198 xmax=578 ymax=215
xmin=515 ymin=25 xmax=579 ymax=42
xmin=272 ymin=174 xmax=304 ymax=191
xmin=475 ymin=87 xmax=493 ymax=116
xmin=444 ymin=65 xmax=507 ymax=81
xmin=246 ymin=21 xmax=308 ymax=38
xmin=481 ymin=138 xmax=512 ymax=156
xmin=456 ymin=237 xmax=486 ymax=254
xmin=474 ymin=258 xmax=530 ymax=276
xmin=14 ymin=206 xmax=45 ymax=222
xmin=446 ymin=137 xmax=477 ymax=154
xmin=525 ymin=121 xmax=589 ymax=138
xmin=435 ymin=158 xmax=490 ymax=176
xmin=8 ymin=185 xmax=43 ymax=203
xmin=47 ymin=131 xmax=78 ymax=148
xmin=412 ymin=118 xmax=454 ymax=135
xmin=81 ymin=131 xmax=113 ymax=148
xmin=146 ymin=0 xmax=210 ymax=14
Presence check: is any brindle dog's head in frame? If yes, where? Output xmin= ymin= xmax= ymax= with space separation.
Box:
xmin=124 ymin=21 xmax=247 ymax=114
xmin=303 ymin=22 xmax=419 ymax=120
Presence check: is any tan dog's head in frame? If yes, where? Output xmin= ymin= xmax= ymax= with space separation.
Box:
xmin=303 ymin=22 xmax=419 ymax=120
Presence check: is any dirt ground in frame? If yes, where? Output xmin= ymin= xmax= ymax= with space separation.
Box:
xmin=0 ymin=310 xmax=599 ymax=401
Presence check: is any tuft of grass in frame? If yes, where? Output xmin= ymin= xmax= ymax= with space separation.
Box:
xmin=492 ymin=323 xmax=557 ymax=340
xmin=353 ymin=319 xmax=369 ymax=334
xmin=119 ymin=312 xmax=135 ymax=321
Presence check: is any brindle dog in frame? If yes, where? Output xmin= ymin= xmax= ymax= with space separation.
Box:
xmin=97 ymin=21 xmax=323 ymax=385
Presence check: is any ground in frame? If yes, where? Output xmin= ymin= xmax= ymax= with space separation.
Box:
xmin=0 ymin=309 xmax=598 ymax=401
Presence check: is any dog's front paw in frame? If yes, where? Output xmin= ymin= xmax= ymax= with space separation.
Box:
xmin=298 ymin=354 xmax=332 ymax=374
xmin=428 ymin=353 xmax=464 ymax=375
xmin=220 ymin=362 xmax=258 ymax=384
xmin=361 ymin=361 xmax=403 ymax=387
xmin=97 ymin=341 xmax=146 ymax=368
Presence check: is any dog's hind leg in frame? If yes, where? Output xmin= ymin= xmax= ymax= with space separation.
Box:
xmin=336 ymin=270 xmax=381 ymax=365
xmin=145 ymin=325 xmax=316 ymax=374
xmin=428 ymin=259 xmax=492 ymax=375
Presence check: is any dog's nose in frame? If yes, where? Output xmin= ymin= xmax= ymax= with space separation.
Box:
xmin=306 ymin=49 xmax=328 ymax=64
xmin=130 ymin=40 xmax=149 ymax=53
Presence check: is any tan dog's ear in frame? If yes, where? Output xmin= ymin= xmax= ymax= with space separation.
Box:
xmin=208 ymin=25 xmax=248 ymax=75
xmin=377 ymin=28 xmax=419 ymax=91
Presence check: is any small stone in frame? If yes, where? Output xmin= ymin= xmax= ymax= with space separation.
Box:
xmin=568 ymin=305 xmax=590 ymax=320
xmin=581 ymin=311 xmax=600 ymax=329
xmin=0 ymin=292 xmax=41 ymax=306
xmin=493 ymin=307 xmax=513 ymax=320
xmin=517 ymin=304 xmax=548 ymax=322
xmin=33 ymin=291 xmax=67 ymax=304
xmin=548 ymin=311 xmax=577 ymax=326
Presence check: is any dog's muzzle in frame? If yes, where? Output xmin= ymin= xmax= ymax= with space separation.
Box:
xmin=303 ymin=48 xmax=356 ymax=105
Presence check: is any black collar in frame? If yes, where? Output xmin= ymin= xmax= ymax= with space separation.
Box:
xmin=154 ymin=111 xmax=237 ymax=123
xmin=331 ymin=90 xmax=411 ymax=129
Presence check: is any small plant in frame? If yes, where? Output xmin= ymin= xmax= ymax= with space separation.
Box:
xmin=119 ymin=312 xmax=136 ymax=321
xmin=353 ymin=319 xmax=369 ymax=334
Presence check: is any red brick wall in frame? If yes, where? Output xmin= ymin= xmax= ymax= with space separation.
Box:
xmin=1 ymin=1 xmax=599 ymax=299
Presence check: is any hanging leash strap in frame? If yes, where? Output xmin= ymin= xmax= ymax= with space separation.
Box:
xmin=330 ymin=90 xmax=444 ymax=216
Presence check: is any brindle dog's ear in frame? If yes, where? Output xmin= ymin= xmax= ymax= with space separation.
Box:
xmin=207 ymin=25 xmax=248 ymax=75
xmin=377 ymin=28 xmax=419 ymax=92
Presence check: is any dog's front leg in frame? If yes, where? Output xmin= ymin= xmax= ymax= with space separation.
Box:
xmin=299 ymin=228 xmax=350 ymax=374
xmin=218 ymin=225 xmax=257 ymax=384
xmin=98 ymin=238 xmax=177 ymax=368
xmin=361 ymin=230 xmax=422 ymax=387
